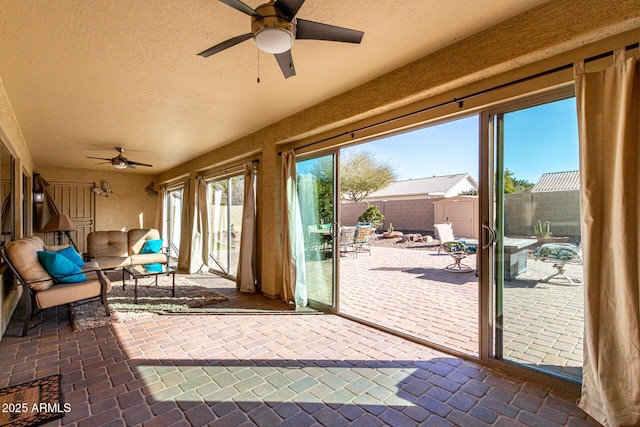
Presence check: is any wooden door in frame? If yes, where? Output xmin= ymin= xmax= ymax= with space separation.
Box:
xmin=39 ymin=182 xmax=95 ymax=253
xmin=435 ymin=197 xmax=478 ymax=238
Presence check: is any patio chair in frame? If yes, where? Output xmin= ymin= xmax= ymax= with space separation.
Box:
xmin=353 ymin=222 xmax=373 ymax=258
xmin=1 ymin=236 xmax=111 ymax=336
xmin=305 ymin=225 xmax=323 ymax=251
xmin=339 ymin=226 xmax=356 ymax=257
xmin=434 ymin=223 xmax=464 ymax=254
xmin=442 ymin=240 xmax=477 ymax=273
xmin=533 ymin=243 xmax=582 ymax=285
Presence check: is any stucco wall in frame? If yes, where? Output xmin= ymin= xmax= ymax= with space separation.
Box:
xmin=341 ymin=199 xmax=436 ymax=233
xmin=35 ymin=165 xmax=159 ymax=232
xmin=0 ymin=75 xmax=33 ymax=338
xmin=504 ymin=191 xmax=581 ymax=241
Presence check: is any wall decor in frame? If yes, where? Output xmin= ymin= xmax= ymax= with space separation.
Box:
xmin=93 ymin=181 xmax=113 ymax=197
xmin=145 ymin=181 xmax=158 ymax=197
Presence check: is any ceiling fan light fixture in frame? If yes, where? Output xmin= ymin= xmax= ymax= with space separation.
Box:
xmin=113 ymin=160 xmax=127 ymax=169
xmin=254 ymin=27 xmax=294 ymax=54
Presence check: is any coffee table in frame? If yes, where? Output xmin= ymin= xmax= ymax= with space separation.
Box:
xmin=123 ymin=264 xmax=176 ymax=304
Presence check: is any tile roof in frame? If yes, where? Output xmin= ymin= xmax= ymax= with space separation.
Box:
xmin=367 ymin=173 xmax=474 ymax=198
xmin=531 ymin=170 xmax=580 ymax=192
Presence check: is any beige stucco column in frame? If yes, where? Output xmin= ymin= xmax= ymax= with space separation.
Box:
xmin=258 ymin=143 xmax=282 ymax=298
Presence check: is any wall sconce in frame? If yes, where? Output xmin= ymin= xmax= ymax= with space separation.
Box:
xmin=33 ymin=192 xmax=44 ymax=203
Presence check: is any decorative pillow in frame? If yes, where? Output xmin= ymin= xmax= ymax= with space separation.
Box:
xmin=37 ymin=251 xmax=86 ymax=284
xmin=140 ymin=239 xmax=163 ymax=254
xmin=55 ymin=246 xmax=86 ymax=267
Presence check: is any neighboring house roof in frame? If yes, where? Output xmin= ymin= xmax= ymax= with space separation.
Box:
xmin=532 ymin=170 xmax=580 ymax=192
xmin=366 ymin=173 xmax=478 ymax=199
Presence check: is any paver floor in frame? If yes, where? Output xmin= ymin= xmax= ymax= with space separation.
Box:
xmin=336 ymin=245 xmax=584 ymax=383
xmin=0 ymin=291 xmax=597 ymax=427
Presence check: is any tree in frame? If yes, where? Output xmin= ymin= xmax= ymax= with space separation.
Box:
xmin=358 ymin=204 xmax=385 ymax=227
xmin=503 ymin=169 xmax=533 ymax=194
xmin=513 ymin=177 xmax=534 ymax=193
xmin=313 ymin=150 xmax=397 ymax=202
xmin=504 ymin=169 xmax=516 ymax=194
xmin=341 ymin=150 xmax=397 ymax=202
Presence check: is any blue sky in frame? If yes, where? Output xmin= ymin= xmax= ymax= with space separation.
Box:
xmin=340 ymin=97 xmax=579 ymax=184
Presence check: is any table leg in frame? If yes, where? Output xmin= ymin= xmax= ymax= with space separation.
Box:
xmin=172 ymin=272 xmax=175 ymax=297
xmin=134 ymin=277 xmax=138 ymax=304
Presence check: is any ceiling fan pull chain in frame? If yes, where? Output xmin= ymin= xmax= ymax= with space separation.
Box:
xmin=257 ymin=50 xmax=261 ymax=84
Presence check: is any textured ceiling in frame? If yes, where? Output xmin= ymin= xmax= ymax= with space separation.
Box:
xmin=0 ymin=0 xmax=548 ymax=174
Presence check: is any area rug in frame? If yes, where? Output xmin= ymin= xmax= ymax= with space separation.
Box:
xmin=71 ymin=275 xmax=228 ymax=331
xmin=0 ymin=374 xmax=65 ymax=427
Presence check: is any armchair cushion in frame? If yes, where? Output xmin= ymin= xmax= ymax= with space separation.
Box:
xmin=5 ymin=237 xmax=54 ymax=291
xmin=130 ymin=253 xmax=167 ymax=265
xmin=128 ymin=229 xmax=161 ymax=255
xmin=35 ymin=277 xmax=111 ymax=309
xmin=87 ymin=231 xmax=129 ymax=257
xmin=37 ymin=251 xmax=86 ymax=284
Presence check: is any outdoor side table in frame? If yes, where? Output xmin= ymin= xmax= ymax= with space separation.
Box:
xmin=123 ymin=264 xmax=176 ymax=303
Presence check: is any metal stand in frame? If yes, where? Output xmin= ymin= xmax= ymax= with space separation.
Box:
xmin=54 ymin=230 xmax=78 ymax=251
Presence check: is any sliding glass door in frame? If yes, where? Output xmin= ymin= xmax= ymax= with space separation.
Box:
xmin=166 ymin=187 xmax=183 ymax=260
xmin=207 ymin=174 xmax=244 ymax=278
xmin=296 ymin=154 xmax=337 ymax=309
xmin=489 ymin=90 xmax=584 ymax=382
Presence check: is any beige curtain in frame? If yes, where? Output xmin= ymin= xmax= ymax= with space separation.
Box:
xmin=190 ymin=176 xmax=210 ymax=273
xmin=236 ymin=163 xmax=257 ymax=293
xmin=154 ymin=186 xmax=166 ymax=232
xmin=177 ymin=179 xmax=191 ymax=273
xmin=281 ymin=151 xmax=307 ymax=307
xmin=575 ymin=49 xmax=640 ymax=426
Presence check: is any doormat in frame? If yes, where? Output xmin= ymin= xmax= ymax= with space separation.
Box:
xmin=0 ymin=374 xmax=66 ymax=427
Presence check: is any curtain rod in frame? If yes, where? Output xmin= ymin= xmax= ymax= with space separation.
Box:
xmin=278 ymin=42 xmax=639 ymax=156
xmin=199 ymin=159 xmax=259 ymax=179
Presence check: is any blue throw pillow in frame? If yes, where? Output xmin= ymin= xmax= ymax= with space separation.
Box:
xmin=37 ymin=251 xmax=86 ymax=284
xmin=56 ymin=246 xmax=86 ymax=267
xmin=140 ymin=239 xmax=163 ymax=254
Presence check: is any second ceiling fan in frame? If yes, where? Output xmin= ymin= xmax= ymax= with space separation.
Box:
xmin=198 ymin=0 xmax=364 ymax=78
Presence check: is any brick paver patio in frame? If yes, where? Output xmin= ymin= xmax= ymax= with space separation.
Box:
xmin=337 ymin=245 xmax=584 ymax=383
xmin=0 ymin=291 xmax=597 ymax=426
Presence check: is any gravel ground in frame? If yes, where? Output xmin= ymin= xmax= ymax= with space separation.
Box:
xmin=368 ymin=231 xmax=440 ymax=251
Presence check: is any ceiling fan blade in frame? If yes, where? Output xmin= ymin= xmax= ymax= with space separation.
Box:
xmin=127 ymin=164 xmax=136 ymax=169
xmin=296 ymin=19 xmax=364 ymax=44
xmin=127 ymin=160 xmax=153 ymax=167
xmin=198 ymin=33 xmax=253 ymax=58
xmin=86 ymin=156 xmax=113 ymax=161
xmin=275 ymin=50 xmax=296 ymax=79
xmin=217 ymin=0 xmax=261 ymax=17
xmin=274 ymin=0 xmax=305 ymax=21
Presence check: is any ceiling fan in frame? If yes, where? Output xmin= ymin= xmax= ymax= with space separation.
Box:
xmin=87 ymin=147 xmax=153 ymax=169
xmin=198 ymin=0 xmax=364 ymax=78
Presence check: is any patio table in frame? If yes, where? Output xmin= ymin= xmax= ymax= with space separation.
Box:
xmin=123 ymin=264 xmax=176 ymax=304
